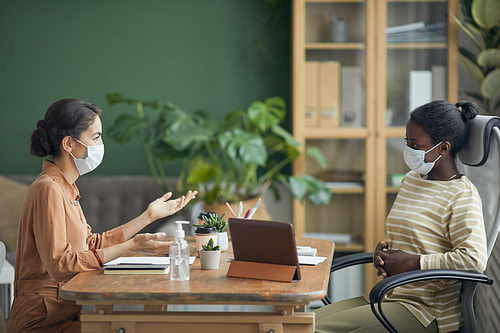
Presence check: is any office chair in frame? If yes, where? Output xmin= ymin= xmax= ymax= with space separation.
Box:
xmin=322 ymin=115 xmax=500 ymax=333
xmin=0 ymin=241 xmax=6 ymax=333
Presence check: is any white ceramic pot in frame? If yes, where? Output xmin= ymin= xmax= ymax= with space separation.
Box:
xmin=217 ymin=231 xmax=228 ymax=252
xmin=199 ymin=250 xmax=221 ymax=270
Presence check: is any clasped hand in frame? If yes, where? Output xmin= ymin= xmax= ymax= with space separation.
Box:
xmin=147 ymin=190 xmax=198 ymax=222
xmin=373 ymin=241 xmax=420 ymax=278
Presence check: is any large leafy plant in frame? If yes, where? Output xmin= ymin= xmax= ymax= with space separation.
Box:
xmin=453 ymin=0 xmax=500 ymax=114
xmin=106 ymin=93 xmax=331 ymax=205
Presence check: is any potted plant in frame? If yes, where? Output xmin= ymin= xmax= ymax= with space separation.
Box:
xmin=199 ymin=238 xmax=221 ymax=270
xmin=453 ymin=0 xmax=500 ymax=114
xmin=105 ymin=93 xmax=331 ymax=217
xmin=195 ymin=213 xmax=229 ymax=252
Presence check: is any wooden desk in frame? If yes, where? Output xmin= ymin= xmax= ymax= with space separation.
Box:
xmin=60 ymin=238 xmax=334 ymax=333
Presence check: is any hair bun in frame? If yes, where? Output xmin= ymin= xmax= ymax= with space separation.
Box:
xmin=30 ymin=119 xmax=53 ymax=157
xmin=455 ymin=101 xmax=479 ymax=123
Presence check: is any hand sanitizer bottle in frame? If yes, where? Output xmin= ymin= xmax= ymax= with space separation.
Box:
xmin=170 ymin=221 xmax=190 ymax=281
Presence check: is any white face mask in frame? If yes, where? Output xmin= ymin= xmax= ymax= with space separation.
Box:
xmin=403 ymin=141 xmax=442 ymax=175
xmin=70 ymin=139 xmax=104 ymax=175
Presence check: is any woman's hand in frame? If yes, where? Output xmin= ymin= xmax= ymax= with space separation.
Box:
xmin=147 ymin=190 xmax=198 ymax=222
xmin=374 ymin=241 xmax=388 ymax=277
xmin=375 ymin=246 xmax=421 ymax=277
xmin=130 ymin=232 xmax=171 ymax=254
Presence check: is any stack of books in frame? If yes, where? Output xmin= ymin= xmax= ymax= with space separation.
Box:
xmin=386 ymin=22 xmax=447 ymax=43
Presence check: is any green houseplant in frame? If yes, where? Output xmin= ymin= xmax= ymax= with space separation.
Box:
xmin=199 ymin=238 xmax=221 ymax=270
xmin=453 ymin=0 xmax=500 ymax=114
xmin=195 ymin=213 xmax=229 ymax=251
xmin=105 ymin=93 xmax=331 ymax=207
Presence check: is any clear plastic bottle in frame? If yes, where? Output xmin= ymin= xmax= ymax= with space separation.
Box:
xmin=170 ymin=221 xmax=190 ymax=281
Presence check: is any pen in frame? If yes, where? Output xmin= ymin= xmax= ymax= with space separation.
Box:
xmin=226 ymin=202 xmax=237 ymax=218
xmin=247 ymin=198 xmax=261 ymax=219
xmin=244 ymin=209 xmax=251 ymax=218
xmin=237 ymin=201 xmax=243 ymax=218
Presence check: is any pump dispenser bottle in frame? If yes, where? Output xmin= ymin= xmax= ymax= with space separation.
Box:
xmin=170 ymin=221 xmax=190 ymax=281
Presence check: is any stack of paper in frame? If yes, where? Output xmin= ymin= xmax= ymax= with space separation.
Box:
xmin=386 ymin=22 xmax=446 ymax=43
xmin=103 ymin=256 xmax=195 ymax=275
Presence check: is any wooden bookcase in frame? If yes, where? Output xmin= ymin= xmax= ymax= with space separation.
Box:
xmin=292 ymin=0 xmax=458 ymax=291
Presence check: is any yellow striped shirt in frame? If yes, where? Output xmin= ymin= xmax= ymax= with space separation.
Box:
xmin=384 ymin=171 xmax=487 ymax=333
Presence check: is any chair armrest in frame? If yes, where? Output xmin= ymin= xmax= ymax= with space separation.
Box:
xmin=369 ymin=269 xmax=494 ymax=333
xmin=331 ymin=252 xmax=374 ymax=273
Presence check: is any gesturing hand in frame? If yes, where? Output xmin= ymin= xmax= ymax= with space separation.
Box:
xmin=374 ymin=241 xmax=389 ymax=277
xmin=147 ymin=190 xmax=198 ymax=221
xmin=132 ymin=232 xmax=171 ymax=254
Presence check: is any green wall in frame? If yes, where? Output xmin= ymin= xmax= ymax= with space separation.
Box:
xmin=0 ymin=0 xmax=291 ymax=175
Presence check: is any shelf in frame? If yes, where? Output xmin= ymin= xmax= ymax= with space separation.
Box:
xmin=305 ymin=0 xmax=364 ymax=3
xmin=380 ymin=127 xmax=406 ymax=138
xmin=335 ymin=243 xmax=364 ymax=253
xmin=329 ymin=186 xmax=364 ymax=194
xmin=302 ymin=127 xmax=369 ymax=139
xmin=306 ymin=43 xmax=365 ymax=50
xmin=387 ymin=43 xmax=447 ymax=49
xmin=386 ymin=187 xmax=401 ymax=194
xmin=388 ymin=0 xmax=447 ymax=2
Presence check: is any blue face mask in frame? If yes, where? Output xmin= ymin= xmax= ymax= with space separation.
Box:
xmin=403 ymin=141 xmax=442 ymax=175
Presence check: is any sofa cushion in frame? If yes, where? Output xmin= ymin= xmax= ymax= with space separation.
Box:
xmin=0 ymin=176 xmax=29 ymax=253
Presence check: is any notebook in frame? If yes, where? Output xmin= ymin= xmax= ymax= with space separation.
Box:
xmin=228 ymin=218 xmax=301 ymax=280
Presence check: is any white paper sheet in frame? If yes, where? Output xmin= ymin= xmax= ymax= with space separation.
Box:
xmin=298 ymin=256 xmax=327 ymax=265
xmin=104 ymin=256 xmax=196 ymax=266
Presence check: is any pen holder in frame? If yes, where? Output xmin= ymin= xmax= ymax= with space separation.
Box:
xmin=195 ymin=226 xmax=218 ymax=252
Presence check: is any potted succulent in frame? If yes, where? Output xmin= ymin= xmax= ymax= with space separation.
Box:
xmin=105 ymin=93 xmax=331 ymax=217
xmin=453 ymin=0 xmax=500 ymax=114
xmin=199 ymin=238 xmax=221 ymax=270
xmin=195 ymin=213 xmax=229 ymax=251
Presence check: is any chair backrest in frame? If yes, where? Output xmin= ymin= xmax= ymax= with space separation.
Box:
xmin=0 ymin=241 xmax=5 ymax=276
xmin=457 ymin=115 xmax=500 ymax=257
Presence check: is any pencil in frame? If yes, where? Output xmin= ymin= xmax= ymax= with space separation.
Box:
xmin=225 ymin=202 xmax=237 ymax=218
xmin=244 ymin=209 xmax=251 ymax=218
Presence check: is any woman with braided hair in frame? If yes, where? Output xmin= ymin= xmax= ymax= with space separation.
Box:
xmin=6 ymin=99 xmax=197 ymax=333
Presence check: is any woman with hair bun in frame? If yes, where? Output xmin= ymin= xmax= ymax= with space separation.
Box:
xmin=315 ymin=101 xmax=487 ymax=333
xmin=6 ymin=99 xmax=197 ymax=333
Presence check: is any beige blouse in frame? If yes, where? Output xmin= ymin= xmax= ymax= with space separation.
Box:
xmin=7 ymin=160 xmax=125 ymax=332
xmin=15 ymin=160 xmax=125 ymax=283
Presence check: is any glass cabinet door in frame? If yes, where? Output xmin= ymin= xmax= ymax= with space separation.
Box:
xmin=293 ymin=0 xmax=376 ymax=258
xmin=375 ymin=0 xmax=458 ymax=245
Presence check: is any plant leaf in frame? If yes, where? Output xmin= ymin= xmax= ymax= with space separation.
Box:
xmin=219 ymin=129 xmax=267 ymax=166
xmin=477 ymin=48 xmax=500 ymax=69
xmin=459 ymin=53 xmax=485 ymax=83
xmin=187 ymin=156 xmax=216 ymax=184
xmin=289 ymin=176 xmax=308 ymax=202
xmin=299 ymin=174 xmax=332 ymax=205
xmin=306 ymin=146 xmax=327 ymax=169
xmin=481 ymin=68 xmax=500 ymax=98
xmin=472 ymin=0 xmax=500 ymax=30
xmin=248 ymin=101 xmax=280 ymax=132
xmin=452 ymin=14 xmax=484 ymax=51
xmin=462 ymin=91 xmax=486 ymax=104
xmin=270 ymin=125 xmax=300 ymax=147
xmin=264 ymin=96 xmax=286 ymax=122
xmin=107 ymin=114 xmax=151 ymax=144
